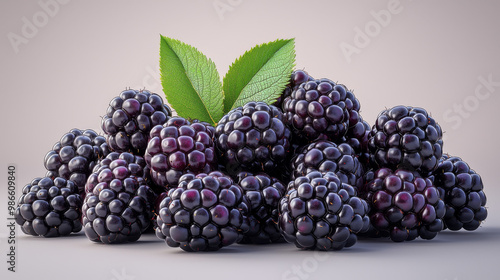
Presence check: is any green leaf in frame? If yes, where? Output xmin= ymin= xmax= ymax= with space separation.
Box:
xmin=160 ymin=35 xmax=224 ymax=125
xmin=223 ymin=38 xmax=296 ymax=112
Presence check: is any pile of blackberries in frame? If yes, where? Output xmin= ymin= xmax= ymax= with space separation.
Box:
xmin=15 ymin=73 xmax=487 ymax=252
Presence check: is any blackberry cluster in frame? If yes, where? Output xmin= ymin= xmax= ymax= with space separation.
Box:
xmin=44 ymin=128 xmax=110 ymax=193
xmin=215 ymin=102 xmax=291 ymax=178
xmin=101 ymin=89 xmax=172 ymax=155
xmin=432 ymin=155 xmax=487 ymax=231
xmin=82 ymin=152 xmax=156 ymax=244
xmin=368 ymin=105 xmax=443 ymax=175
xmin=362 ymin=168 xmax=445 ymax=242
xmin=291 ymin=140 xmax=364 ymax=190
xmin=337 ymin=118 xmax=371 ymax=166
xmin=145 ymin=117 xmax=217 ymax=189
xmin=279 ymin=171 xmax=370 ymax=250
xmin=273 ymin=70 xmax=314 ymax=109
xmin=283 ymin=78 xmax=360 ymax=144
xmin=236 ymin=172 xmax=286 ymax=244
xmin=14 ymin=177 xmax=82 ymax=237
xmin=155 ymin=172 xmax=250 ymax=252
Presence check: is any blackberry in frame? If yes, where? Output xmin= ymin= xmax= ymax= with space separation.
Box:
xmin=368 ymin=105 xmax=443 ymax=175
xmin=14 ymin=177 xmax=82 ymax=237
xmin=432 ymin=155 xmax=487 ymax=231
xmin=283 ymin=78 xmax=360 ymax=144
xmin=82 ymin=152 xmax=156 ymax=244
xmin=291 ymin=140 xmax=365 ymax=190
xmin=337 ymin=118 xmax=371 ymax=167
xmin=44 ymin=128 xmax=110 ymax=194
xmin=273 ymin=69 xmax=314 ymax=109
xmin=235 ymin=172 xmax=286 ymax=244
xmin=362 ymin=168 xmax=445 ymax=242
xmin=144 ymin=117 xmax=217 ymax=189
xmin=101 ymin=89 xmax=172 ymax=155
xmin=215 ymin=101 xmax=291 ymax=178
xmin=279 ymin=171 xmax=370 ymax=250
xmin=155 ymin=171 xmax=250 ymax=252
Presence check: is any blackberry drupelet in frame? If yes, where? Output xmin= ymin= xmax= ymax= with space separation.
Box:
xmin=101 ymin=89 xmax=172 ymax=155
xmin=144 ymin=117 xmax=217 ymax=189
xmin=432 ymin=155 xmax=487 ymax=231
xmin=82 ymin=152 xmax=157 ymax=244
xmin=215 ymin=101 xmax=291 ymax=178
xmin=44 ymin=128 xmax=110 ymax=194
xmin=291 ymin=140 xmax=365 ymax=190
xmin=337 ymin=118 xmax=371 ymax=167
xmin=273 ymin=69 xmax=314 ymax=109
xmin=282 ymin=78 xmax=360 ymax=144
xmin=279 ymin=171 xmax=370 ymax=250
xmin=236 ymin=172 xmax=286 ymax=244
xmin=155 ymin=171 xmax=250 ymax=252
xmin=368 ymin=105 xmax=443 ymax=175
xmin=362 ymin=168 xmax=445 ymax=242
xmin=14 ymin=177 xmax=82 ymax=237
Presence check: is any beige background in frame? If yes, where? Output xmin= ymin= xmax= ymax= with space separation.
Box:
xmin=1 ymin=1 xmax=499 ymax=279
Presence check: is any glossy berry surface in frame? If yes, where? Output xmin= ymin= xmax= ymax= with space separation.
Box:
xmin=279 ymin=171 xmax=370 ymax=250
xmin=291 ymin=140 xmax=364 ymax=190
xmin=432 ymin=155 xmax=487 ymax=231
xmin=14 ymin=177 xmax=82 ymax=237
xmin=82 ymin=152 xmax=156 ymax=244
xmin=215 ymin=102 xmax=291 ymax=178
xmin=44 ymin=128 xmax=110 ymax=194
xmin=236 ymin=172 xmax=286 ymax=244
xmin=155 ymin=171 xmax=250 ymax=252
xmin=336 ymin=118 xmax=371 ymax=167
xmin=101 ymin=89 xmax=172 ymax=155
xmin=145 ymin=117 xmax=217 ymax=189
xmin=362 ymin=168 xmax=445 ymax=242
xmin=283 ymin=78 xmax=360 ymax=144
xmin=368 ymin=105 xmax=443 ymax=175
xmin=273 ymin=69 xmax=314 ymax=109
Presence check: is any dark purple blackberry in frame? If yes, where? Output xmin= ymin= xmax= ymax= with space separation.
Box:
xmin=362 ymin=168 xmax=445 ymax=242
xmin=44 ymin=128 xmax=110 ymax=194
xmin=101 ymin=89 xmax=172 ymax=155
xmin=144 ymin=117 xmax=217 ymax=189
xmin=368 ymin=105 xmax=443 ymax=175
xmin=215 ymin=101 xmax=291 ymax=178
xmin=82 ymin=152 xmax=156 ymax=244
xmin=235 ymin=172 xmax=286 ymax=244
xmin=155 ymin=171 xmax=250 ymax=252
xmin=279 ymin=171 xmax=370 ymax=250
xmin=14 ymin=177 xmax=82 ymax=237
xmin=273 ymin=69 xmax=314 ymax=109
xmin=336 ymin=118 xmax=371 ymax=167
xmin=283 ymin=79 xmax=360 ymax=144
xmin=291 ymin=140 xmax=365 ymax=190
xmin=432 ymin=155 xmax=487 ymax=231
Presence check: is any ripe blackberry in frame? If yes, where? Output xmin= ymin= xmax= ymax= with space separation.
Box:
xmin=432 ymin=155 xmax=487 ymax=231
xmin=291 ymin=140 xmax=365 ymax=190
xmin=362 ymin=168 xmax=445 ymax=242
xmin=235 ymin=172 xmax=286 ymax=244
xmin=282 ymin=78 xmax=360 ymax=144
xmin=279 ymin=171 xmax=370 ymax=250
xmin=101 ymin=89 xmax=172 ymax=155
xmin=155 ymin=171 xmax=250 ymax=252
xmin=273 ymin=70 xmax=314 ymax=109
xmin=336 ymin=118 xmax=371 ymax=167
xmin=44 ymin=128 xmax=110 ymax=194
xmin=368 ymin=105 xmax=443 ymax=175
xmin=14 ymin=177 xmax=82 ymax=237
xmin=144 ymin=117 xmax=217 ymax=189
xmin=215 ymin=101 xmax=291 ymax=178
xmin=82 ymin=152 xmax=156 ymax=244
